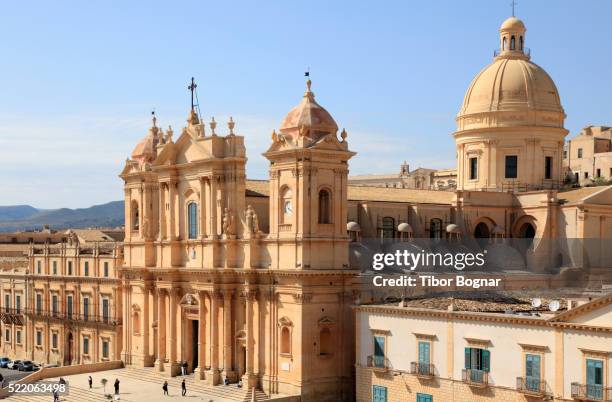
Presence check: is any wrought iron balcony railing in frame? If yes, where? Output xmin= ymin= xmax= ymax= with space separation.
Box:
xmin=571 ymin=382 xmax=611 ymax=401
xmin=366 ymin=355 xmax=392 ymax=372
xmin=462 ymin=369 xmax=489 ymax=387
xmin=516 ymin=377 xmax=547 ymax=396
xmin=410 ymin=362 xmax=435 ymax=378
xmin=26 ymin=309 xmax=122 ymax=325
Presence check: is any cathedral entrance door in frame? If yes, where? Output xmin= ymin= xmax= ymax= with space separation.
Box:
xmin=191 ymin=320 xmax=198 ymax=371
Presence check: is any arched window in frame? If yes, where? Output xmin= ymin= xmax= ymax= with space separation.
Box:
xmin=280 ymin=327 xmax=291 ymax=355
xmin=319 ymin=328 xmax=332 ymax=356
xmin=131 ymin=201 xmax=139 ymax=231
xmin=502 ymin=37 xmax=507 ymax=50
xmin=510 ymin=35 xmax=516 ymax=50
xmin=381 ymin=217 xmax=395 ymax=240
xmin=519 ymin=36 xmax=524 ymax=50
xmin=430 ymin=218 xmax=443 ymax=240
xmin=188 ymin=202 xmax=198 ymax=239
xmin=474 ymin=222 xmax=490 ymax=239
xmin=280 ymin=187 xmax=293 ymax=224
xmin=318 ymin=189 xmax=331 ymax=224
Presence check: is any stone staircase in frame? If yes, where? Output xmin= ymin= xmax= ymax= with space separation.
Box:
xmin=114 ymin=366 xmax=268 ymax=402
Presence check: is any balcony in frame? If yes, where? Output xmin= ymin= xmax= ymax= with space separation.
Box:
xmin=366 ymin=355 xmax=392 ymax=373
xmin=571 ymin=382 xmax=611 ymax=401
xmin=462 ymin=369 xmax=489 ymax=387
xmin=26 ymin=309 xmax=122 ymax=326
xmin=410 ymin=362 xmax=435 ymax=379
xmin=516 ymin=377 xmax=548 ymax=397
xmin=0 ymin=308 xmax=24 ymax=325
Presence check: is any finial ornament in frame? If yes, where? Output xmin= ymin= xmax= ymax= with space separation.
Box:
xmin=210 ymin=117 xmax=217 ymax=136
xmin=166 ymin=125 xmax=174 ymax=142
xmin=511 ymin=0 xmax=517 ymax=17
xmin=228 ymin=116 xmax=235 ymax=135
xmin=271 ymin=129 xmax=278 ymax=142
xmin=151 ymin=111 xmax=157 ymax=128
xmin=340 ymin=128 xmax=347 ymax=142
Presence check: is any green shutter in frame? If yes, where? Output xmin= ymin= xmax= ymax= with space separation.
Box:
xmin=418 ymin=342 xmax=430 ymax=364
xmin=464 ymin=347 xmax=472 ymax=369
xmin=482 ymin=349 xmax=490 ymax=372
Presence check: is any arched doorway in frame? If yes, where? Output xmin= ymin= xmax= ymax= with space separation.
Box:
xmin=430 ymin=219 xmax=443 ymax=240
xmin=66 ymin=332 xmax=74 ymax=365
xmin=474 ymin=222 xmax=490 ymax=248
xmin=518 ymin=222 xmax=536 ymax=249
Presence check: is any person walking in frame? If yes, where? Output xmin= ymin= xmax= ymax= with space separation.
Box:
xmin=181 ymin=379 xmax=186 ymax=396
xmin=114 ymin=378 xmax=120 ymax=395
xmin=181 ymin=361 xmax=187 ymax=376
xmin=88 ymin=375 xmax=93 ymax=389
xmin=162 ymin=380 xmax=169 ymax=396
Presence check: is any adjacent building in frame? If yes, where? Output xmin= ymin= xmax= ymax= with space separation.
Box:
xmin=355 ymin=294 xmax=612 ymax=402
xmin=349 ymin=162 xmax=457 ymax=191
xmin=564 ymin=126 xmax=612 ymax=186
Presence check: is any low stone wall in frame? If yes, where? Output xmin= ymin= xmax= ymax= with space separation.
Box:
xmin=0 ymin=360 xmax=123 ymax=399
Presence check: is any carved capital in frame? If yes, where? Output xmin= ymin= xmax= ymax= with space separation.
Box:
xmin=292 ymin=292 xmax=313 ymax=304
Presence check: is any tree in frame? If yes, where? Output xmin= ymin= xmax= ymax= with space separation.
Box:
xmin=100 ymin=378 xmax=108 ymax=395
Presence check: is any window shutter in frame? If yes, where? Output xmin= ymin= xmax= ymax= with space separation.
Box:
xmin=482 ymin=349 xmax=490 ymax=372
xmin=464 ymin=347 xmax=472 ymax=369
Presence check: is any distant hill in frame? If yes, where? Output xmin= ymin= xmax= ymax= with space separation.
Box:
xmin=0 ymin=201 xmax=124 ymax=232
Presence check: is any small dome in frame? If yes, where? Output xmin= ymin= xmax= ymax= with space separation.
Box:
xmin=397 ymin=223 xmax=413 ymax=233
xmin=446 ymin=224 xmax=461 ymax=234
xmin=347 ymin=221 xmax=361 ymax=232
xmin=500 ymin=16 xmax=525 ymax=32
xmin=132 ymin=115 xmax=160 ymax=164
xmin=279 ymin=80 xmax=338 ymax=141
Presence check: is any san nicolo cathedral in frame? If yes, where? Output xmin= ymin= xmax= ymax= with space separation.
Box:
xmin=120 ymin=77 xmax=356 ymax=400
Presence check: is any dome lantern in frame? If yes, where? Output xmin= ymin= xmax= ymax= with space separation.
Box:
xmin=497 ymin=17 xmax=528 ymax=60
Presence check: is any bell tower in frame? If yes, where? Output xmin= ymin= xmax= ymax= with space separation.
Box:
xmin=264 ymin=78 xmax=355 ymax=270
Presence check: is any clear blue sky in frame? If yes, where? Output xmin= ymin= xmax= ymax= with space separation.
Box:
xmin=1 ymin=0 xmax=610 ymax=209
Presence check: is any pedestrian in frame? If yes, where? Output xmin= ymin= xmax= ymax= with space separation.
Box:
xmin=162 ymin=380 xmax=168 ymax=396
xmin=181 ymin=361 xmax=187 ymax=376
xmin=181 ymin=379 xmax=186 ymax=396
xmin=237 ymin=378 xmax=243 ymax=388
xmin=114 ymin=378 xmax=120 ymax=395
xmin=53 ymin=389 xmax=59 ymax=402
xmin=224 ymin=376 xmax=229 ymax=386
xmin=88 ymin=375 xmax=92 ymax=389
xmin=0 ymin=372 xmax=4 ymax=388
xmin=59 ymin=378 xmax=66 ymax=385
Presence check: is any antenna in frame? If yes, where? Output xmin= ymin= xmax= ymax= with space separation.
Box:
xmin=531 ymin=298 xmax=541 ymax=308
xmin=549 ymin=300 xmax=560 ymax=312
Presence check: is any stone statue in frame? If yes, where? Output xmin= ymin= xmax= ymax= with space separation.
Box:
xmin=222 ymin=208 xmax=235 ymax=236
xmin=245 ymin=205 xmax=260 ymax=235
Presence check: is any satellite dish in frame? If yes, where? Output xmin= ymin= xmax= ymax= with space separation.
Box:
xmin=549 ymin=300 xmax=560 ymax=312
xmin=531 ymin=298 xmax=542 ymax=308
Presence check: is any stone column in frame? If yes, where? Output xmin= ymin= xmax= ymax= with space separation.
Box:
xmin=199 ymin=177 xmax=207 ymax=239
xmin=169 ymin=288 xmax=179 ymax=376
xmin=142 ymin=285 xmax=151 ymax=366
xmin=209 ymin=175 xmax=218 ymax=238
xmin=243 ymin=289 xmax=257 ymax=387
xmin=194 ymin=290 xmax=206 ymax=381
xmin=158 ymin=183 xmax=166 ymax=240
xmin=154 ymin=288 xmax=166 ymax=372
xmin=222 ymin=290 xmax=235 ymax=381
xmin=207 ymin=291 xmax=221 ymax=385
xmin=168 ymin=181 xmax=177 ymax=240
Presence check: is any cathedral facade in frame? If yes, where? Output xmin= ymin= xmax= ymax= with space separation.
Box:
xmin=119 ymin=81 xmax=357 ymax=400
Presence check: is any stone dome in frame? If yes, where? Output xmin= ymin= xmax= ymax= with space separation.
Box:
xmin=500 ymin=16 xmax=525 ymax=31
xmin=456 ymin=18 xmax=565 ymax=131
xmin=131 ymin=115 xmax=160 ymax=165
xmin=279 ymin=79 xmax=338 ymax=141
